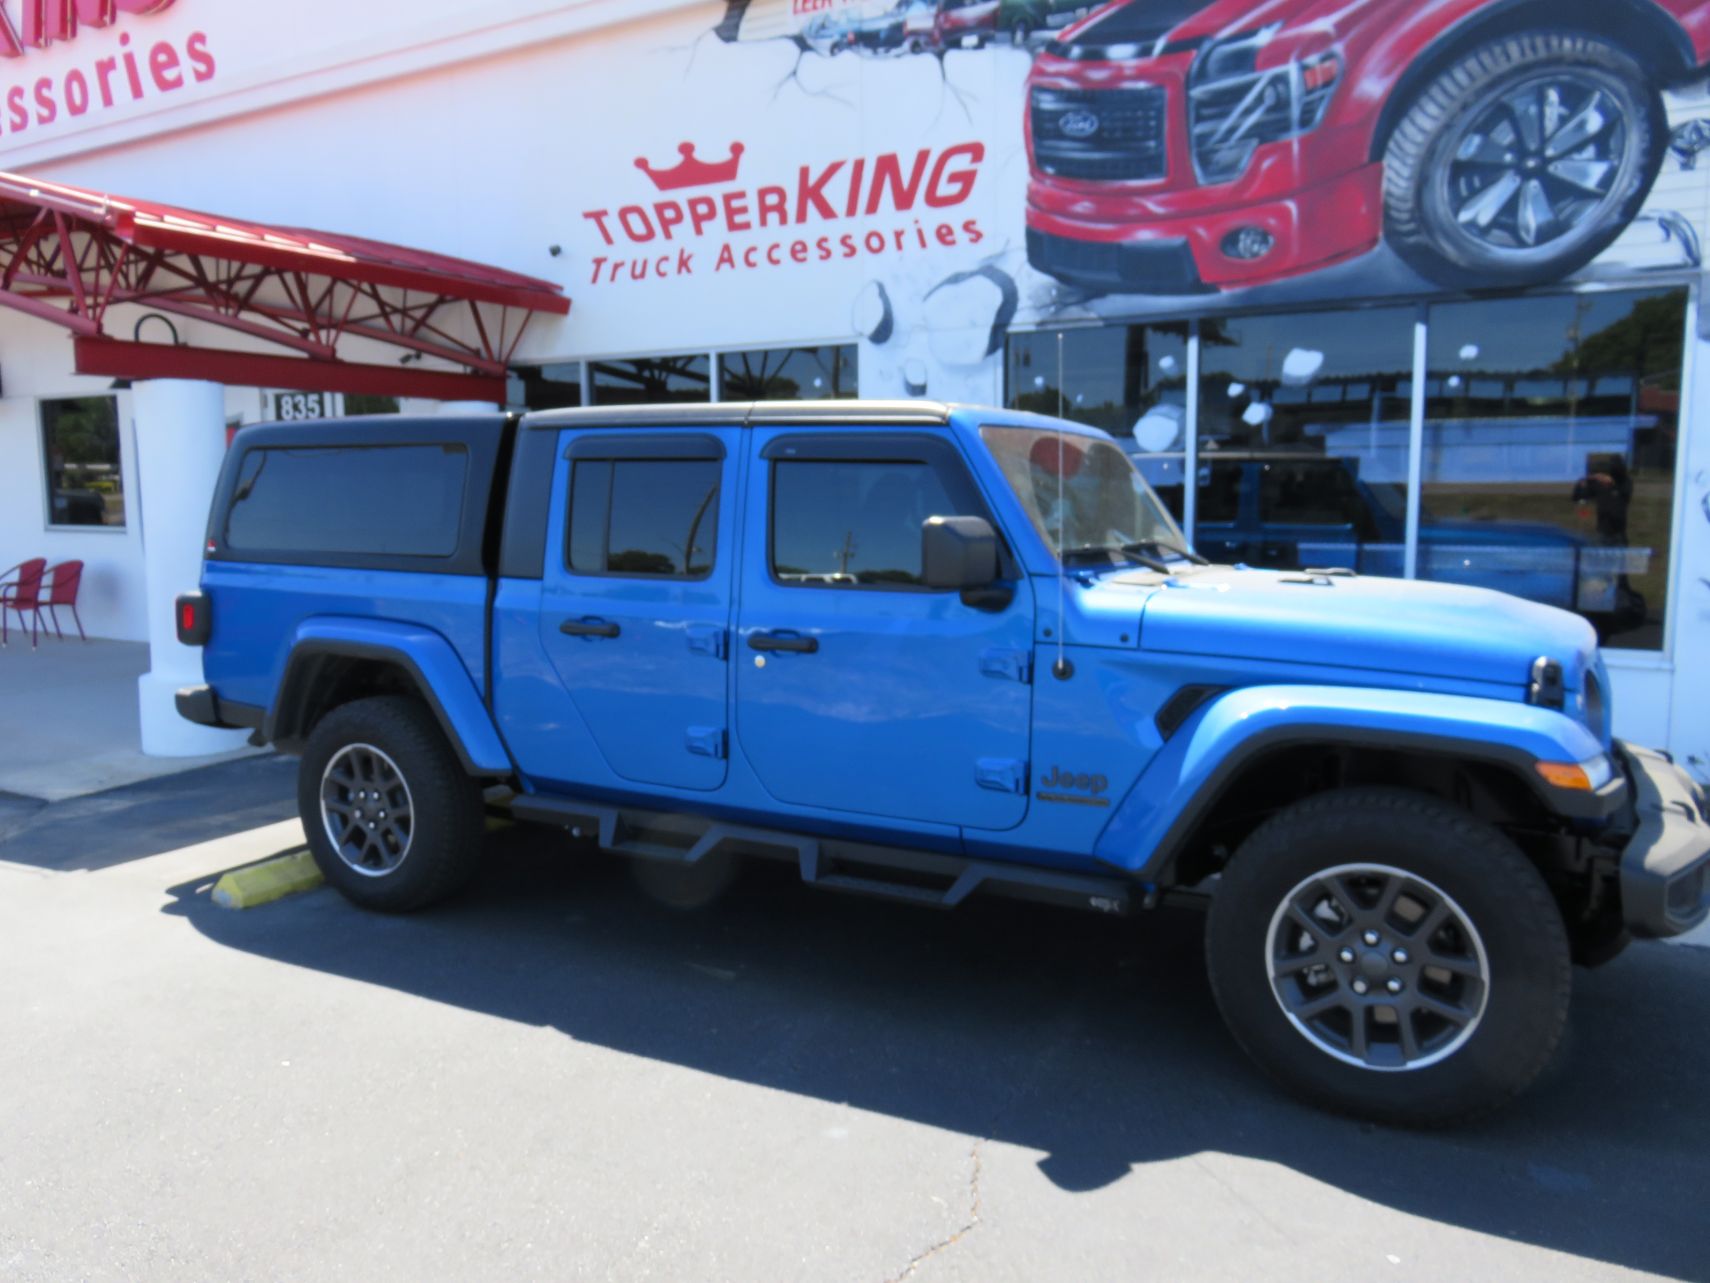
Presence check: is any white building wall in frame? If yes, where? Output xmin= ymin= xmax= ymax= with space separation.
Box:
xmin=0 ymin=323 xmax=145 ymax=641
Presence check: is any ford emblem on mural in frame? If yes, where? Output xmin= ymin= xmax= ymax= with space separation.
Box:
xmin=1057 ymin=108 xmax=1098 ymax=138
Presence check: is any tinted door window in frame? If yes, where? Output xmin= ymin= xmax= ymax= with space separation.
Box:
xmin=225 ymin=445 xmax=466 ymax=557
xmin=568 ymin=459 xmax=719 ymax=578
xmin=771 ymin=460 xmax=955 ymax=587
xmin=1259 ymin=460 xmax=1365 ymax=528
xmin=1196 ymin=460 xmax=1242 ymax=523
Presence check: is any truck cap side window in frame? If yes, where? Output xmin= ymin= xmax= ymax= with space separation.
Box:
xmin=225 ymin=444 xmax=468 ymax=559
xmin=565 ymin=455 xmax=719 ymax=579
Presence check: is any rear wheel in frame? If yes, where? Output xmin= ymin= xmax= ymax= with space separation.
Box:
xmin=1382 ymin=31 xmax=1666 ymax=289
xmin=1205 ymin=787 xmax=1571 ymax=1125
xmin=299 ymin=696 xmax=484 ymax=912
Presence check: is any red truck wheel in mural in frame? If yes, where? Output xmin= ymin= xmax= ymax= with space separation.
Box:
xmin=1023 ymin=0 xmax=1710 ymax=297
xmin=1380 ymin=31 xmax=1667 ymax=289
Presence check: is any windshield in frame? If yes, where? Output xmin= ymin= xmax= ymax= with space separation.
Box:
xmin=981 ymin=425 xmax=1190 ymax=565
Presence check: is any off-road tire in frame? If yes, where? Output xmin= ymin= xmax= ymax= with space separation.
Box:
xmin=1205 ymin=787 xmax=1572 ymax=1126
xmin=1382 ymin=31 xmax=1666 ymax=289
xmin=298 ymin=696 xmax=485 ymax=912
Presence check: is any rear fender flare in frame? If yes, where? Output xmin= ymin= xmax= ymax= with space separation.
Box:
xmin=266 ymin=618 xmax=512 ymax=777
xmin=1095 ymin=684 xmax=1611 ymax=881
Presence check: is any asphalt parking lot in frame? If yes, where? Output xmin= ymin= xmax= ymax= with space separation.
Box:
xmin=2 ymin=758 xmax=1708 ymax=1282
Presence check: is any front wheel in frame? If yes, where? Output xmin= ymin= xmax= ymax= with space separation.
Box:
xmin=299 ymin=696 xmax=485 ymax=912
xmin=1205 ymin=787 xmax=1571 ymax=1126
xmin=1381 ymin=31 xmax=1666 ymax=290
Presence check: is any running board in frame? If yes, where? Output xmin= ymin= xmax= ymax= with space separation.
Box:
xmin=508 ymin=794 xmax=1132 ymax=916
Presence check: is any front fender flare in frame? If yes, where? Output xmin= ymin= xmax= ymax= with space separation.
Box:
xmin=266 ymin=617 xmax=512 ymax=777
xmin=1095 ymin=684 xmax=1614 ymax=881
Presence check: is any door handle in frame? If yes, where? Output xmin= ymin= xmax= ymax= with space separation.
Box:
xmin=747 ymin=630 xmax=818 ymax=654
xmin=560 ymin=617 xmax=621 ymax=639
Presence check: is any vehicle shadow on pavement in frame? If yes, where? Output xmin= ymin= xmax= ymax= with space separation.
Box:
xmin=164 ymin=824 xmax=1710 ymax=1278
xmin=0 ymin=755 xmax=298 ymax=869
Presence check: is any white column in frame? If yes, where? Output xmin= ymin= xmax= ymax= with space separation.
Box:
xmin=133 ymin=379 xmax=250 ymax=757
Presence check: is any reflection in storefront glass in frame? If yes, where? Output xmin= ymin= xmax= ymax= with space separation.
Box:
xmin=1194 ymin=308 xmax=1415 ymax=576
xmin=41 ymin=396 xmax=123 ymax=528
xmin=1422 ymin=289 xmax=1684 ymax=650
xmin=508 ymin=362 xmax=584 ymax=411
xmin=1005 ymin=325 xmax=1190 ymax=516
xmin=590 ymin=355 xmax=711 ymax=405
xmin=719 ymin=345 xmax=857 ymax=400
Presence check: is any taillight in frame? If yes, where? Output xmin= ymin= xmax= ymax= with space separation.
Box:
xmin=176 ymin=591 xmax=211 ymax=646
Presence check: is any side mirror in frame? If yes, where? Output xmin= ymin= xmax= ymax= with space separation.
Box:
xmin=922 ymin=515 xmax=999 ymax=590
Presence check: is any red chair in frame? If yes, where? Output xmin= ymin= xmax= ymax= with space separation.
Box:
xmin=0 ymin=558 xmax=47 ymax=649
xmin=44 ymin=560 xmax=87 ymax=643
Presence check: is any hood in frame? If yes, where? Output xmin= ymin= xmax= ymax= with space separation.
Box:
xmin=1129 ymin=566 xmax=1598 ymax=691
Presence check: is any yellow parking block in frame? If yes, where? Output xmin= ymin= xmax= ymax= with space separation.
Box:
xmin=212 ymin=849 xmax=324 ymax=909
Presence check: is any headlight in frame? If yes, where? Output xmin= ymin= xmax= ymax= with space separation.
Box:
xmin=1188 ymin=25 xmax=1341 ymax=183
xmin=1581 ymin=667 xmax=1606 ymax=738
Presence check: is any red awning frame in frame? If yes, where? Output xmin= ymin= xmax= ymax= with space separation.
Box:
xmin=0 ymin=172 xmax=571 ymax=401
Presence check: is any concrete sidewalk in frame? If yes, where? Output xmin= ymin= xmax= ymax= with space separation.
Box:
xmin=0 ymin=638 xmax=258 ymax=802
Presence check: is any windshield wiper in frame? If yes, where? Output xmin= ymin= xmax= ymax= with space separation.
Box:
xmin=1061 ymin=544 xmax=1171 ymax=574
xmin=1122 ymin=538 xmax=1210 ymax=566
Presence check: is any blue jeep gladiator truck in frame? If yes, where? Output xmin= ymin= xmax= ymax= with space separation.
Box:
xmin=175 ymin=401 xmax=1710 ymax=1125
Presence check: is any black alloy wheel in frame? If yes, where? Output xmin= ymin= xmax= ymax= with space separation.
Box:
xmin=299 ymin=695 xmax=485 ymax=912
xmin=1206 ymin=787 xmax=1572 ymax=1125
xmin=1383 ymin=31 xmax=1666 ymax=289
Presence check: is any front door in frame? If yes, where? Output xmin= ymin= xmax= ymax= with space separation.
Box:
xmin=537 ymin=429 xmax=738 ymax=793
xmin=733 ymin=428 xmax=1033 ymax=831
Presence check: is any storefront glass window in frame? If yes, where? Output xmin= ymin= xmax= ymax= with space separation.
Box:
xmin=720 ymin=345 xmax=856 ymax=400
xmin=1422 ymin=288 xmax=1684 ymax=649
xmin=589 ymin=355 xmax=710 ymax=405
xmin=41 ymin=396 xmax=123 ymax=528
xmin=508 ymin=363 xmax=584 ymax=411
xmin=1195 ymin=307 xmax=1414 ymax=575
xmin=1005 ymin=325 xmax=1190 ymax=517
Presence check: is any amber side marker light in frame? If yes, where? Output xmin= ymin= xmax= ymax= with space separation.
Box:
xmin=1535 ymin=761 xmax=1594 ymax=791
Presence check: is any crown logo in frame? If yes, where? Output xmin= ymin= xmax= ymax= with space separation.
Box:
xmin=635 ymin=142 xmax=746 ymax=192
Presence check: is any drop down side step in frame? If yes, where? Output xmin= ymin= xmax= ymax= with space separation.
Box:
xmin=508 ymin=793 xmax=1132 ymax=915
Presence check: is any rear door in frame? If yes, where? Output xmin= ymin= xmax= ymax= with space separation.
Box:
xmin=732 ymin=428 xmax=1033 ymax=831
xmin=536 ymin=429 xmax=738 ymax=792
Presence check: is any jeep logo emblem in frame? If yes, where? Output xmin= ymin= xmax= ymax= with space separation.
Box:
xmin=1037 ymin=765 xmax=1111 ymax=807
xmin=1058 ymin=110 xmax=1100 ymax=139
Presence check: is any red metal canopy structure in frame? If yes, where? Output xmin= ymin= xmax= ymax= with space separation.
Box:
xmin=0 ymin=172 xmax=571 ymax=402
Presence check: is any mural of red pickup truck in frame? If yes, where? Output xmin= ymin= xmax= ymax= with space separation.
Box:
xmin=1025 ymin=0 xmax=1710 ymax=295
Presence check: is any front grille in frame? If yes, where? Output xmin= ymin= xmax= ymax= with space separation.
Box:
xmin=1030 ymin=85 xmax=1168 ymax=182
